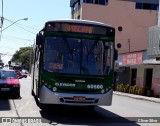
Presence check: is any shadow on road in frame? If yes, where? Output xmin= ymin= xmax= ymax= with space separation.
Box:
xmin=0 ymin=96 xmax=21 ymax=111
xmin=0 ymin=99 xmax=11 ymax=111
xmin=39 ymin=105 xmax=141 ymax=126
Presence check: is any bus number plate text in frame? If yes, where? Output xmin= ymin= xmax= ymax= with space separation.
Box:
xmin=73 ymin=96 xmax=86 ymax=101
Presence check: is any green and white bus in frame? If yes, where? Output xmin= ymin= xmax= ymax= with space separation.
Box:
xmin=31 ymin=19 xmax=118 ymax=109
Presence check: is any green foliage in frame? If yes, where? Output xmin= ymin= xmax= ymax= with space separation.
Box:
xmin=11 ymin=46 xmax=33 ymax=69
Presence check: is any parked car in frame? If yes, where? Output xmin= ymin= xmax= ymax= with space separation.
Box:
xmin=0 ymin=70 xmax=21 ymax=98
xmin=15 ymin=70 xmax=27 ymax=78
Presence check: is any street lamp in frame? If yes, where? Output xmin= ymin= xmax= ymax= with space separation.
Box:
xmin=1 ymin=18 xmax=28 ymax=32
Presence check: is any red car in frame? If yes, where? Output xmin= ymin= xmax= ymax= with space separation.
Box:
xmin=0 ymin=70 xmax=20 ymax=98
xmin=15 ymin=70 xmax=27 ymax=78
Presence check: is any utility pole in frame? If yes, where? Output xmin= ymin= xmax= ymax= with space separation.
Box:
xmin=0 ymin=17 xmax=3 ymax=28
xmin=1 ymin=0 xmax=4 ymax=28
xmin=0 ymin=0 xmax=4 ymax=40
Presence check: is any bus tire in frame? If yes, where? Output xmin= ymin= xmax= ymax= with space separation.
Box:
xmin=31 ymin=89 xmax=35 ymax=96
xmin=87 ymin=105 xmax=95 ymax=111
xmin=39 ymin=103 xmax=46 ymax=110
xmin=14 ymin=92 xmax=20 ymax=99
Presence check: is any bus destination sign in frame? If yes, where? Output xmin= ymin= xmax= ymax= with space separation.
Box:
xmin=45 ymin=22 xmax=110 ymax=36
xmin=68 ymin=25 xmax=93 ymax=34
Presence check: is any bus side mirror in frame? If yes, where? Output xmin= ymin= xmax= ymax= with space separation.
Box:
xmin=36 ymin=34 xmax=43 ymax=45
xmin=114 ymin=49 xmax=118 ymax=60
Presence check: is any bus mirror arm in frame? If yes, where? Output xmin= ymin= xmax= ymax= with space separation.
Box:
xmin=36 ymin=34 xmax=43 ymax=45
xmin=63 ymin=37 xmax=73 ymax=55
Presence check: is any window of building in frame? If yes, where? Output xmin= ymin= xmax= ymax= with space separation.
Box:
xmin=94 ymin=0 xmax=99 ymax=4
xmin=71 ymin=1 xmax=81 ymax=14
xmin=99 ymin=0 xmax=107 ymax=5
xmin=77 ymin=15 xmax=80 ymax=19
xmin=86 ymin=0 xmax=93 ymax=3
xmin=135 ymin=2 xmax=159 ymax=11
xmin=136 ymin=3 xmax=142 ymax=9
xmin=152 ymin=4 xmax=159 ymax=10
xmin=83 ymin=0 xmax=108 ymax=5
xmin=143 ymin=3 xmax=152 ymax=10
xmin=75 ymin=1 xmax=79 ymax=9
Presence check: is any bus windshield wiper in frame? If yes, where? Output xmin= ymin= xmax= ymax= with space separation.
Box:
xmin=62 ymin=37 xmax=73 ymax=55
xmin=87 ymin=40 xmax=98 ymax=55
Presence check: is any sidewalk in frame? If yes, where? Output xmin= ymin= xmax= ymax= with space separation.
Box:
xmin=113 ymin=91 xmax=160 ymax=103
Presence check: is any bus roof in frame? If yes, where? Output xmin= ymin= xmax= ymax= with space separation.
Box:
xmin=43 ymin=19 xmax=113 ymax=29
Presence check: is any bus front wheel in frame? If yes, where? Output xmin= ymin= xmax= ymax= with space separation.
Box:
xmin=87 ymin=105 xmax=95 ymax=111
xmin=39 ymin=103 xmax=46 ymax=110
xmin=31 ymin=89 xmax=35 ymax=96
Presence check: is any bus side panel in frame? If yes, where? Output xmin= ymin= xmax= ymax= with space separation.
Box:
xmin=32 ymin=47 xmax=40 ymax=98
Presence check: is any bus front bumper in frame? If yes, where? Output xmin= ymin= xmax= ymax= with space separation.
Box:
xmin=40 ymin=85 xmax=113 ymax=106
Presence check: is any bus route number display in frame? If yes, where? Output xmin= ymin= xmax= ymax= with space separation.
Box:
xmin=67 ymin=25 xmax=93 ymax=34
xmin=45 ymin=22 xmax=108 ymax=35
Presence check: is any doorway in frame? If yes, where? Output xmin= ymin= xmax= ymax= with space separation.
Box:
xmin=131 ymin=69 xmax=137 ymax=86
xmin=145 ymin=68 xmax=153 ymax=90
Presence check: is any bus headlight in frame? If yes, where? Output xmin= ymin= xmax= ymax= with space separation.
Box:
xmin=52 ymin=87 xmax=57 ymax=92
xmin=48 ymin=85 xmax=51 ymax=89
xmin=101 ymin=89 xmax=105 ymax=94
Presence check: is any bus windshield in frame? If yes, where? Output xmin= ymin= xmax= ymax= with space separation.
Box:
xmin=43 ymin=37 xmax=114 ymax=76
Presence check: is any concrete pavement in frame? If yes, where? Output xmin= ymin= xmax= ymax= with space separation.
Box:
xmin=114 ymin=91 xmax=160 ymax=103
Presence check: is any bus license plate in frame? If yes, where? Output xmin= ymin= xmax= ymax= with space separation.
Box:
xmin=73 ymin=96 xmax=86 ymax=101
xmin=1 ymin=88 xmax=10 ymax=91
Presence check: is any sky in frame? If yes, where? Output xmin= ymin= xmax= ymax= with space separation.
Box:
xmin=0 ymin=0 xmax=70 ymax=64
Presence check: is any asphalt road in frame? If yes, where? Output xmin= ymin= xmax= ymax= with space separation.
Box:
xmin=0 ymin=77 xmax=160 ymax=126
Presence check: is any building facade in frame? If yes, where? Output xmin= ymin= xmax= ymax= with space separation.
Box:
xmin=70 ymin=0 xmax=160 ymax=96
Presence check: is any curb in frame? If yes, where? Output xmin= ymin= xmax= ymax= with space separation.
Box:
xmin=113 ymin=91 xmax=160 ymax=103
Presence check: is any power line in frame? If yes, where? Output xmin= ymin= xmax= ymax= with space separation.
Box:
xmin=17 ymin=22 xmax=39 ymax=31
xmin=14 ymin=23 xmax=37 ymax=35
xmin=2 ymin=18 xmax=28 ymax=32
xmin=2 ymin=34 xmax=34 ymax=42
xmin=0 ymin=45 xmax=17 ymax=50
xmin=1 ymin=38 xmax=33 ymax=47
xmin=0 ymin=18 xmax=35 ymax=45
xmin=4 ymin=18 xmax=38 ymax=34
xmin=0 ymin=52 xmax=13 ymax=56
xmin=4 ymin=18 xmax=38 ymax=30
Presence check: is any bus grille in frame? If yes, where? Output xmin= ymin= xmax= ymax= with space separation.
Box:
xmin=59 ymin=97 xmax=99 ymax=104
xmin=57 ymin=77 xmax=104 ymax=84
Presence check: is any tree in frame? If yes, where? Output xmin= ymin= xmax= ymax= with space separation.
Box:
xmin=11 ymin=46 xmax=33 ymax=70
